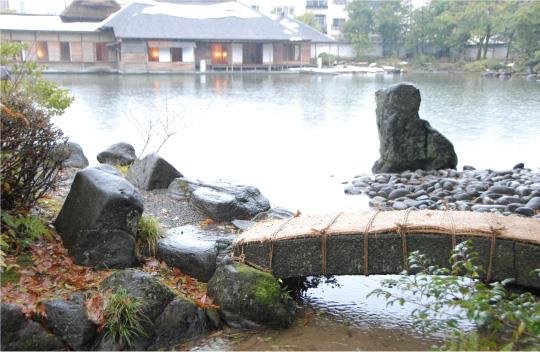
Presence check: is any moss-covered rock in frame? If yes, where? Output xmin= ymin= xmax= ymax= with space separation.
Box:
xmin=207 ymin=263 xmax=295 ymax=329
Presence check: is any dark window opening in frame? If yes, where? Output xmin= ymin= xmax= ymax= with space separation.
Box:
xmin=283 ymin=44 xmax=300 ymax=61
xmin=60 ymin=42 xmax=71 ymax=61
xmin=96 ymin=43 xmax=108 ymax=61
xmin=242 ymin=43 xmax=263 ymax=65
xmin=171 ymin=47 xmax=183 ymax=62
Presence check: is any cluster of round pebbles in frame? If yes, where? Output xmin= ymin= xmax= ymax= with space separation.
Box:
xmin=344 ymin=164 xmax=540 ymax=219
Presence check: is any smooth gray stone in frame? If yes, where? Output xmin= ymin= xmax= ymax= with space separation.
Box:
xmin=41 ymin=294 xmax=97 ymax=351
xmin=185 ymin=179 xmax=271 ymax=222
xmin=344 ymin=185 xmax=364 ymax=195
xmin=150 ymin=298 xmax=208 ymax=350
xmin=525 ymin=197 xmax=540 ymax=210
xmin=156 ymin=225 xmax=234 ymax=282
xmin=515 ymin=207 xmax=535 ymax=217
xmin=488 ymin=185 xmax=514 ymax=195
xmin=252 ymin=208 xmax=294 ymax=221
xmin=388 ymin=188 xmax=410 ymax=200
xmin=62 ymin=141 xmax=89 ymax=169
xmin=127 ymin=153 xmax=182 ymax=191
xmin=96 ymin=142 xmax=136 ymax=166
xmin=506 ymin=203 xmax=522 ymax=212
xmin=0 ymin=303 xmax=64 ymax=351
xmin=392 ymin=201 xmax=408 ymax=210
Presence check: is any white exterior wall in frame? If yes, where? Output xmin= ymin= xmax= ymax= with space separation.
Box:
xmin=311 ymin=42 xmax=354 ymax=59
xmin=263 ymin=43 xmax=273 ymax=64
xmin=232 ymin=43 xmax=243 ymax=64
xmin=159 ymin=48 xmax=171 ymax=62
xmin=183 ymin=47 xmax=195 ymax=63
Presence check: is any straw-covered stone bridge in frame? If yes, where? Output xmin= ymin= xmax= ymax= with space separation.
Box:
xmin=233 ymin=210 xmax=540 ymax=289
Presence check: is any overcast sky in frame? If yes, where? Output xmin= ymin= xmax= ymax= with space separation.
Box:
xmin=8 ymin=0 xmax=430 ymax=15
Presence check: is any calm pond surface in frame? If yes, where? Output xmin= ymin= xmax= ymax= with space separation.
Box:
xmin=50 ymin=72 xmax=539 ymax=350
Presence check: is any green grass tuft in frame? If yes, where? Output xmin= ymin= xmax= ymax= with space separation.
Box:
xmin=103 ymin=289 xmax=147 ymax=348
xmin=114 ymin=164 xmax=130 ymax=176
xmin=137 ymin=216 xmax=164 ymax=256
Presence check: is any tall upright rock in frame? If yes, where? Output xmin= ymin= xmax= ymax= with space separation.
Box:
xmin=372 ymin=83 xmax=458 ymax=173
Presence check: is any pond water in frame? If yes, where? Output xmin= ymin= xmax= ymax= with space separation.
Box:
xmin=49 ymin=72 xmax=539 ymax=350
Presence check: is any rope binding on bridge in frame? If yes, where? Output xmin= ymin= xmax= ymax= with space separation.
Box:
xmin=395 ymin=208 xmax=413 ymax=272
xmin=362 ymin=210 xmax=380 ymax=276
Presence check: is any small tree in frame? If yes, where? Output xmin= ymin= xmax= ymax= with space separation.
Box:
xmin=1 ymin=42 xmax=73 ymax=211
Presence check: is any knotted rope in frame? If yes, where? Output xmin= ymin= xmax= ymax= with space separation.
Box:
xmin=486 ymin=213 xmax=505 ymax=282
xmin=445 ymin=210 xmax=458 ymax=249
xmin=316 ymin=212 xmax=344 ymax=276
xmin=267 ymin=217 xmax=295 ymax=272
xmin=363 ymin=210 xmax=380 ymax=276
xmin=395 ymin=208 xmax=413 ymax=272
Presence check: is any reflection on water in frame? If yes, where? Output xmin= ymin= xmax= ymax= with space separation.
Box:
xmin=50 ymin=72 xmax=540 ymax=214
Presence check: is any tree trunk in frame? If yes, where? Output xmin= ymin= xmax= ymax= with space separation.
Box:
xmin=476 ymin=36 xmax=485 ymax=60
xmin=482 ymin=26 xmax=491 ymax=59
xmin=505 ymin=31 xmax=514 ymax=64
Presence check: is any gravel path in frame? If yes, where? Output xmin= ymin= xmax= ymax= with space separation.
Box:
xmin=47 ymin=167 xmax=206 ymax=230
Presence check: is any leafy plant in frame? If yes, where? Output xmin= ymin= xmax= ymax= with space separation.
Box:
xmin=369 ymin=241 xmax=540 ymax=350
xmin=1 ymin=212 xmax=51 ymax=254
xmin=103 ymin=289 xmax=148 ymax=348
xmin=1 ymin=42 xmax=73 ymax=211
xmin=137 ymin=216 xmax=163 ymax=256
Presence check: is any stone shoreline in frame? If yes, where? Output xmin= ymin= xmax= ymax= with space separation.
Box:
xmin=345 ymin=165 xmax=540 ymax=218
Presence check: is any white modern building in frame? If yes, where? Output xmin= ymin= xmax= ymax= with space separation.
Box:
xmin=239 ymin=0 xmax=348 ymax=39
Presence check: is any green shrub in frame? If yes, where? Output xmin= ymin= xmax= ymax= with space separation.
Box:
xmin=1 ymin=42 xmax=73 ymax=212
xmin=463 ymin=59 xmax=501 ymax=72
xmin=369 ymin=241 xmax=540 ymax=350
xmin=1 ymin=213 xmax=52 ymax=254
xmin=137 ymin=216 xmax=164 ymax=256
xmin=411 ymin=54 xmax=436 ymax=69
xmin=103 ymin=289 xmax=147 ymax=348
xmin=114 ymin=164 xmax=130 ymax=177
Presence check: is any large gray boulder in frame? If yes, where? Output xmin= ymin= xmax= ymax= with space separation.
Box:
xmin=150 ymin=298 xmax=208 ymax=350
xmin=54 ymin=165 xmax=143 ymax=269
xmin=1 ymin=303 xmax=65 ymax=351
xmin=372 ymin=83 xmax=458 ymax=173
xmin=97 ymin=142 xmax=136 ymax=166
xmin=156 ymin=225 xmax=234 ymax=282
xmin=41 ymin=293 xmax=97 ymax=350
xmin=63 ymin=141 xmax=89 ymax=169
xmin=172 ymin=178 xmax=271 ymax=221
xmin=208 ymin=263 xmax=295 ymax=329
xmin=127 ymin=153 xmax=182 ymax=191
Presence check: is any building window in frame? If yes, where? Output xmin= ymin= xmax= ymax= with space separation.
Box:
xmin=271 ymin=6 xmax=294 ymax=16
xmin=251 ymin=5 xmax=259 ymax=11
xmin=284 ymin=44 xmax=300 ymax=61
xmin=60 ymin=42 xmax=71 ymax=61
xmin=332 ymin=18 xmax=346 ymax=29
xmin=148 ymin=47 xmax=159 ymax=62
xmin=35 ymin=41 xmax=48 ymax=61
xmin=211 ymin=43 xmax=228 ymax=65
xmin=314 ymin=14 xmax=327 ymax=32
xmin=243 ymin=43 xmax=262 ymax=64
xmin=306 ymin=0 xmax=328 ymax=8
xmin=96 ymin=43 xmax=108 ymax=61
xmin=170 ymin=47 xmax=183 ymax=62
